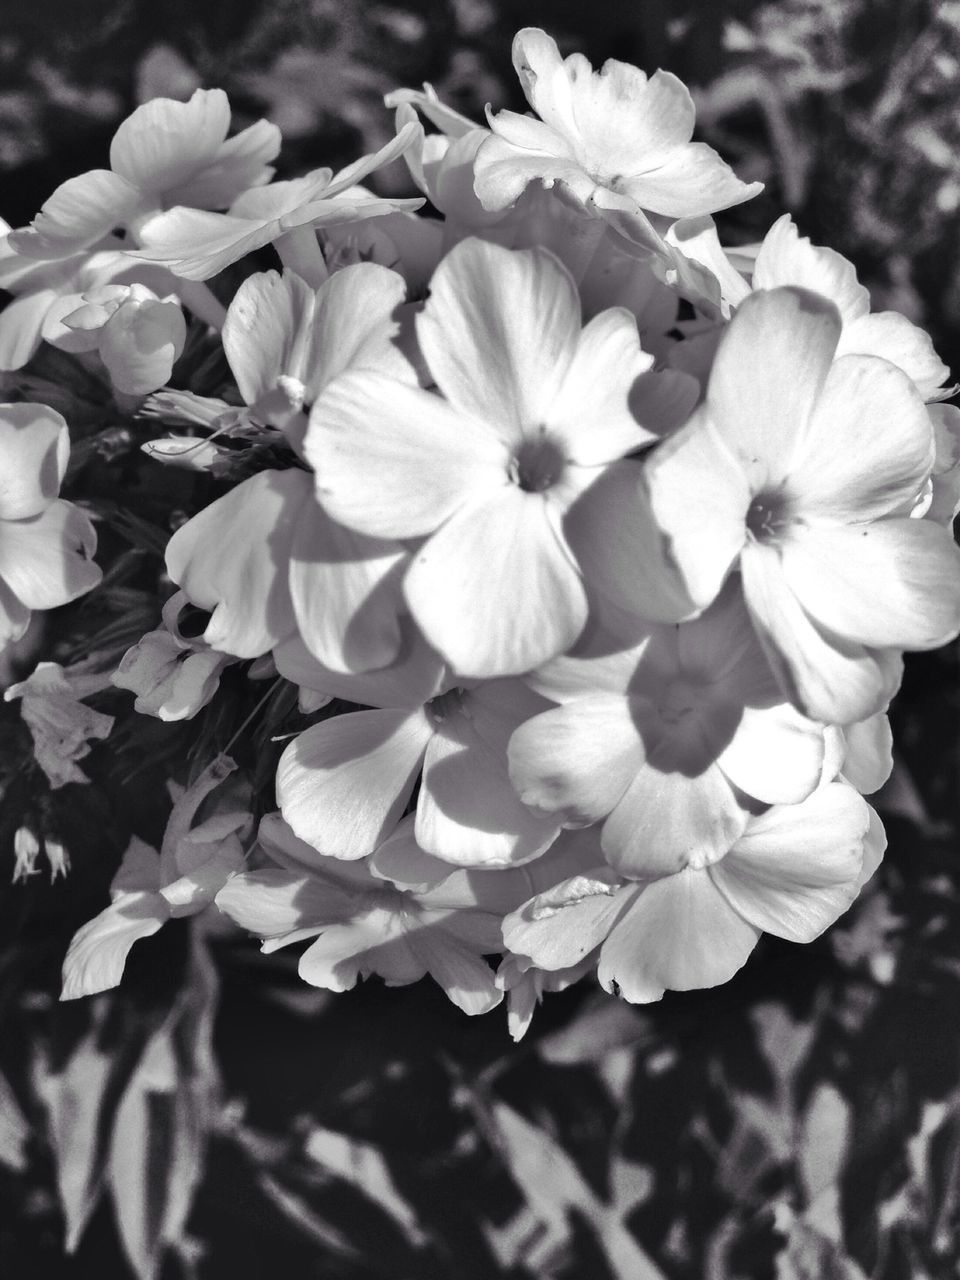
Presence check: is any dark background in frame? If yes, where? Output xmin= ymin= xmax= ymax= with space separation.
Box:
xmin=1 ymin=2 xmax=959 ymax=1278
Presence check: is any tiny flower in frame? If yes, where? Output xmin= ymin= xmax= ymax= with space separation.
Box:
xmin=308 ymin=237 xmax=688 ymax=679
xmin=5 ymin=661 xmax=114 ymax=788
xmin=474 ymin=29 xmax=761 ymax=224
xmin=504 ymin=782 xmax=874 ymax=1003
xmin=112 ymin=590 xmax=235 ymax=721
xmin=643 ymin=287 xmax=960 ymax=723
xmin=10 ymin=90 xmax=281 ymax=261
xmin=61 ymin=757 xmax=248 ymax=999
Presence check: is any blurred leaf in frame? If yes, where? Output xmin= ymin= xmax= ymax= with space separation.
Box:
xmin=304 ymin=1125 xmax=428 ymax=1249
xmin=108 ymin=932 xmax=220 ymax=1280
xmin=0 ymin=1068 xmax=29 ymax=1172
xmin=798 ymin=1083 xmax=850 ymax=1243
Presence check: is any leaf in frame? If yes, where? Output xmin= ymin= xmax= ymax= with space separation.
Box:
xmin=0 ymin=1068 xmax=30 ymax=1172
xmin=798 ymin=1084 xmax=850 ymax=1244
xmin=107 ymin=933 xmax=220 ymax=1280
xmin=304 ymin=1126 xmax=428 ymax=1248
xmin=474 ymin=1095 xmax=669 ymax=1280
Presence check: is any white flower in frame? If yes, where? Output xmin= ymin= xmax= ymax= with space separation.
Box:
xmin=643 ymin=287 xmax=960 ymax=723
xmin=307 ymin=237 xmax=690 ymax=678
xmin=59 ymin=283 xmax=187 ymax=395
xmin=474 ymin=29 xmax=761 ymax=224
xmin=5 ymin=661 xmax=114 ymax=788
xmin=9 ymin=89 xmax=280 ymax=261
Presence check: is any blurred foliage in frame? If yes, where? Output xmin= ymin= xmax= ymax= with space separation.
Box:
xmin=1 ymin=1 xmax=960 ymax=1277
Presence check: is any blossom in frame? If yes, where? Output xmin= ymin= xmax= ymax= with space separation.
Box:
xmin=132 ymin=125 xmax=424 ymax=283
xmin=642 ymin=287 xmax=960 ymax=723
xmin=474 ymin=28 xmax=761 ymax=224
xmin=215 ymin=811 xmax=505 ymax=1014
xmin=503 ymin=782 xmax=874 ymax=1003
xmin=277 ymin=660 xmax=563 ymax=868
xmin=9 ymin=89 xmax=280 ymax=261
xmin=112 ymin=590 xmax=235 ymax=721
xmin=61 ymin=757 xmax=248 ymax=999
xmin=509 ymin=583 xmax=824 ymax=876
xmin=307 ymin=236 xmax=690 ymax=678
xmin=5 ymin=661 xmax=114 ymax=788
xmin=0 ymin=403 xmax=101 ymax=647
xmin=57 ymin=282 xmax=187 ymax=395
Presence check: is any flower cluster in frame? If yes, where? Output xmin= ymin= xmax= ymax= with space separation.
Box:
xmin=5 ymin=28 xmax=960 ymax=1037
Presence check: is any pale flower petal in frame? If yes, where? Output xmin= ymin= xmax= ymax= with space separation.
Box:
xmin=0 ymin=402 xmax=69 ymax=520
xmin=507 ymin=696 xmax=645 ymax=824
xmin=740 ymin=541 xmax=902 ymax=724
xmin=597 ymin=870 xmax=760 ymax=1002
xmin=781 ymin=520 xmax=960 ymax=651
xmin=751 ymin=215 xmax=870 ymax=322
xmin=308 ymin=372 xmax=507 ymax=539
xmin=0 ymin=500 xmax=100 ymax=610
xmin=716 ymin=702 xmax=824 ymax=806
xmin=61 ymin=892 xmax=169 ymax=1000
xmin=165 ymin=468 xmax=310 ymax=657
xmin=10 ymin=170 xmax=145 ymax=258
xmin=276 ymin=709 xmax=432 ymax=858
xmin=838 ymin=311 xmax=949 ymax=400
xmin=619 ymin=143 xmax=762 ymax=219
xmin=709 ymin=782 xmax=869 ymax=942
xmin=403 ymin=487 xmax=588 ymax=678
xmin=109 ymin=89 xmax=230 ymax=194
xmin=416 ymin=238 xmax=580 ymax=444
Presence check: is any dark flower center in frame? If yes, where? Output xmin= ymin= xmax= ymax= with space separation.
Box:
xmin=746 ymin=489 xmax=792 ymax=542
xmin=510 ymin=434 xmax=566 ymax=493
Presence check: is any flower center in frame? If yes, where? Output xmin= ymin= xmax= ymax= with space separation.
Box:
xmin=510 ymin=434 xmax=566 ymax=493
xmin=657 ymin=678 xmax=700 ymax=727
xmin=746 ymin=489 xmax=792 ymax=542
xmin=426 ymin=687 xmax=467 ymax=725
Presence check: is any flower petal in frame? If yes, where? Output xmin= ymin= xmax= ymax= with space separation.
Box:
xmin=166 ymin=468 xmax=309 ymax=657
xmin=417 ymin=238 xmax=581 ymax=445
xmin=0 ymin=402 xmax=69 ymax=520
xmin=276 ymin=709 xmax=432 ymax=858
xmin=416 ymin=714 xmax=561 ymax=868
xmin=597 ymin=870 xmax=760 ymax=1002
xmin=110 ymin=89 xmax=230 ymax=193
xmin=716 ymin=702 xmax=824 ymax=806
xmin=838 ymin=311 xmax=949 ymax=400
xmin=303 ymin=261 xmax=411 ymax=395
xmin=308 ymin=371 xmax=506 ymax=539
xmin=789 ymin=354 xmax=934 ymax=522
xmin=602 ymin=759 xmax=749 ymax=878
xmin=740 ymin=541 xmax=902 ymax=724
xmin=752 ymin=215 xmax=870 ymax=322
xmin=222 ymin=269 xmax=315 ymax=405
xmin=215 ymin=868 xmax=359 ymax=937
xmin=61 ymin=892 xmax=169 ymax=1000
xmin=288 ymin=495 xmax=408 ymax=673
xmin=508 ymin=697 xmax=644 ymax=824
xmin=405 ymin=926 xmax=502 ymax=1014
xmin=709 ymin=782 xmax=869 ymax=942
xmin=0 ymin=499 xmax=100 ymax=610
xmin=841 ymin=713 xmax=893 ymax=795
xmin=549 ymin=308 xmax=656 ymax=462
xmin=782 ymin=520 xmax=960 ymax=650
xmin=10 ymin=171 xmax=145 ymax=258
xmin=503 ymin=878 xmax=633 ymax=971
xmin=169 ymin=118 xmax=281 ymax=209
xmin=620 ymin=143 xmax=762 ymax=219
xmin=135 ymin=208 xmax=277 ymax=281
xmin=706 ymin=287 xmax=841 ymax=486
xmin=404 ymin=487 xmax=588 ymax=677
xmin=641 ymin=409 xmax=750 ymax=609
